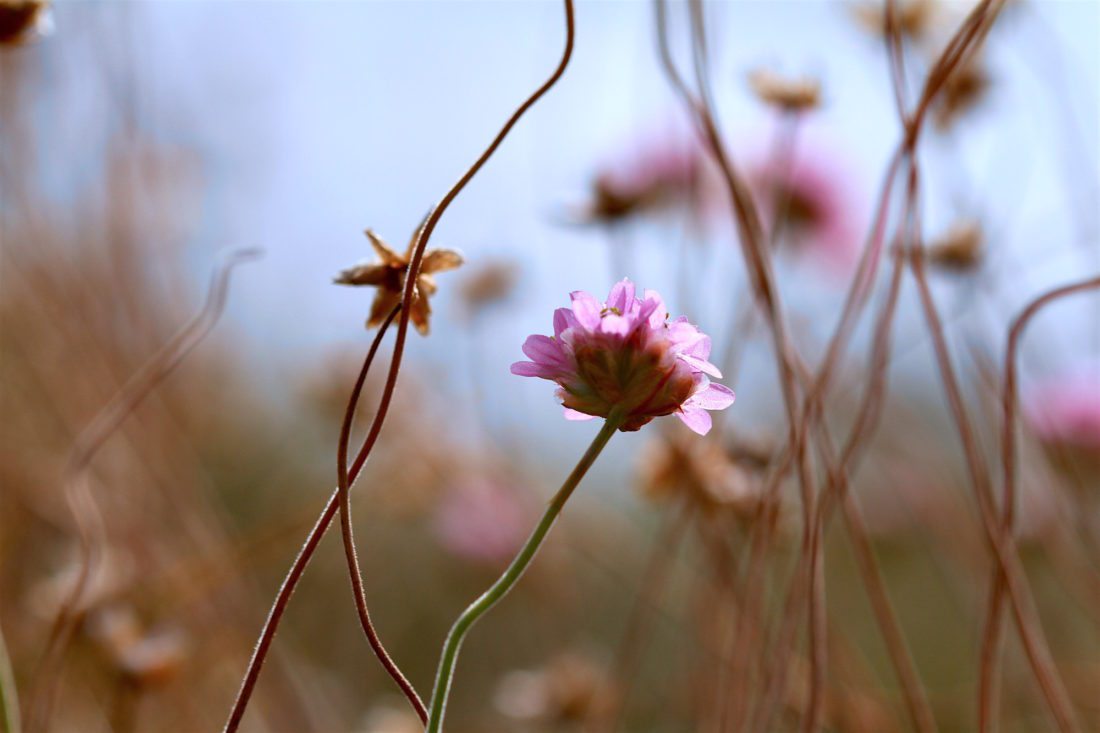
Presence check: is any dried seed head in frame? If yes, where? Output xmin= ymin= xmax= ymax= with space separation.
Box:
xmin=927 ymin=220 xmax=983 ymax=270
xmin=639 ymin=431 xmax=770 ymax=522
xmin=495 ymin=652 xmax=614 ymax=724
xmin=748 ymin=69 xmax=822 ymax=112
xmin=0 ymin=0 xmax=51 ymax=46
xmin=459 ymin=259 xmax=518 ymax=312
xmin=853 ymin=0 xmax=937 ymax=40
xmin=86 ymin=606 xmax=187 ymax=687
xmin=334 ymin=227 xmax=463 ymax=335
xmin=934 ymin=60 xmax=991 ymax=129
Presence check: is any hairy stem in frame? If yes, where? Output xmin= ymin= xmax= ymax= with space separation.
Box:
xmin=222 ymin=3 xmax=574 ymax=728
xmin=334 ymin=305 xmax=428 ymax=721
xmin=424 ymin=413 xmax=623 ymax=732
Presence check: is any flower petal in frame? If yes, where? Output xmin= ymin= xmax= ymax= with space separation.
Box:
xmin=365 ymin=229 xmax=405 ymax=266
xmin=553 ymin=307 xmax=578 ymax=339
xmin=570 ymin=290 xmax=602 ymax=330
xmin=367 ymin=289 xmax=402 ymax=328
xmin=679 ymin=352 xmax=723 ymax=378
xmin=422 ymin=248 xmax=465 ymax=273
xmin=521 ymin=334 xmax=566 ymax=368
xmin=606 ymin=278 xmax=635 ymax=314
xmin=563 ymin=407 xmax=597 ymax=421
xmin=334 ymin=262 xmax=389 ymax=286
xmin=511 ymin=360 xmax=552 ymax=378
xmin=644 ymin=289 xmax=667 ymax=328
xmin=676 ymin=407 xmax=712 ymax=435
xmin=686 ymin=382 xmax=736 ymax=410
xmin=599 ymin=313 xmax=630 ymax=336
xmin=410 ymin=291 xmax=432 ymax=335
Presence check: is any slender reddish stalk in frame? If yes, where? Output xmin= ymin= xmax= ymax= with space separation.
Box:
xmin=223 ymin=305 xmax=400 ymax=733
xmin=978 ymin=276 xmax=1100 ymax=731
xmin=222 ymin=3 xmax=575 ymax=729
xmin=334 ymin=305 xmax=428 ymax=721
xmin=909 ymin=252 xmax=1082 ymax=733
xmin=26 ymin=249 xmax=259 ymax=733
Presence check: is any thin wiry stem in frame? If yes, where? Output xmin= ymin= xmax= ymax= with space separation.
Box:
xmin=223 ymin=3 xmax=575 ymax=729
xmin=658 ymin=1 xmax=823 ymax=724
xmin=222 ymin=305 xmax=400 ymax=733
xmin=26 ymin=249 xmax=259 ymax=733
xmin=978 ymin=276 xmax=1100 ymax=732
xmin=909 ymin=251 xmax=1082 ymax=733
xmin=334 ymin=305 xmax=428 ymax=721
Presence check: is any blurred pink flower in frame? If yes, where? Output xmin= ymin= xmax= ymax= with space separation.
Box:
xmin=1025 ymin=366 xmax=1100 ymax=460
xmin=511 ymin=279 xmax=735 ymax=435
xmin=584 ymin=129 xmax=711 ymax=223
xmin=750 ymin=146 xmax=861 ymax=274
xmin=432 ymin=479 xmax=529 ymax=565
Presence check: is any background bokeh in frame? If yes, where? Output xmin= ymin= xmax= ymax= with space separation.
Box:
xmin=2 ymin=1 xmax=1098 ymax=732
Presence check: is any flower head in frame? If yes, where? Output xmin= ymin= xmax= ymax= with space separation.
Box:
xmin=853 ymin=0 xmax=938 ymax=41
xmin=460 ymin=259 xmax=518 ymax=314
xmin=927 ymin=219 xmax=983 ymax=271
xmin=1025 ymin=365 xmax=1100 ymax=480
xmin=0 ymin=0 xmax=51 ymax=46
xmin=748 ymin=69 xmax=822 ymax=113
xmin=639 ymin=430 xmax=769 ymax=520
xmin=432 ymin=478 xmax=530 ymax=565
xmin=334 ymin=227 xmax=463 ymax=335
xmin=581 ymin=129 xmax=711 ymax=224
xmin=511 ymin=279 xmax=735 ymax=435
xmin=933 ymin=59 xmax=991 ymax=130
xmin=750 ymin=146 xmax=861 ymax=275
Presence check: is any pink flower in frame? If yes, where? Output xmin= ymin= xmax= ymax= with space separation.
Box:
xmin=432 ymin=479 xmax=530 ymax=565
xmin=584 ymin=130 xmax=712 ymax=223
xmin=511 ymin=279 xmax=735 ymax=435
xmin=1025 ymin=366 xmax=1100 ymax=456
xmin=750 ymin=147 xmax=861 ymax=274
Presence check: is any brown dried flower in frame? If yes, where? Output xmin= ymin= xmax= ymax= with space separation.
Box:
xmin=853 ymin=0 xmax=937 ymax=40
xmin=0 ymin=0 xmax=49 ymax=46
xmin=934 ymin=60 xmax=991 ymax=129
xmin=638 ymin=430 xmax=770 ymax=521
xmin=86 ymin=606 xmax=187 ymax=687
xmin=927 ymin=220 xmax=983 ymax=270
xmin=334 ymin=227 xmax=463 ymax=335
xmin=459 ymin=259 xmax=518 ymax=312
xmin=748 ymin=69 xmax=822 ymax=112
xmin=495 ymin=652 xmax=614 ymax=724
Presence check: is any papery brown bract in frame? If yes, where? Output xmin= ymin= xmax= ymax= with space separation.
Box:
xmin=335 ymin=228 xmax=463 ymax=335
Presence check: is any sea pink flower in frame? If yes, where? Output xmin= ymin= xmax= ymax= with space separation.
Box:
xmin=583 ymin=130 xmax=712 ymax=223
xmin=1025 ymin=366 xmax=1100 ymax=477
xmin=432 ymin=479 xmax=530 ymax=565
xmin=511 ymin=279 xmax=735 ymax=435
xmin=750 ymin=147 xmax=861 ymax=274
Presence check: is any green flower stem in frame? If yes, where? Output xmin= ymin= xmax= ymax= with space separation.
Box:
xmin=424 ymin=412 xmax=624 ymax=732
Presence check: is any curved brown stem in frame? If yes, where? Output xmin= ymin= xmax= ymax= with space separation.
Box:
xmin=26 ymin=249 xmax=260 ymax=733
xmin=978 ymin=276 xmax=1100 ymax=732
xmin=223 ymin=305 xmax=400 ymax=733
xmin=222 ymin=3 xmax=575 ymax=730
xmin=910 ymin=252 xmax=1082 ymax=733
xmin=334 ymin=305 xmax=428 ymax=721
